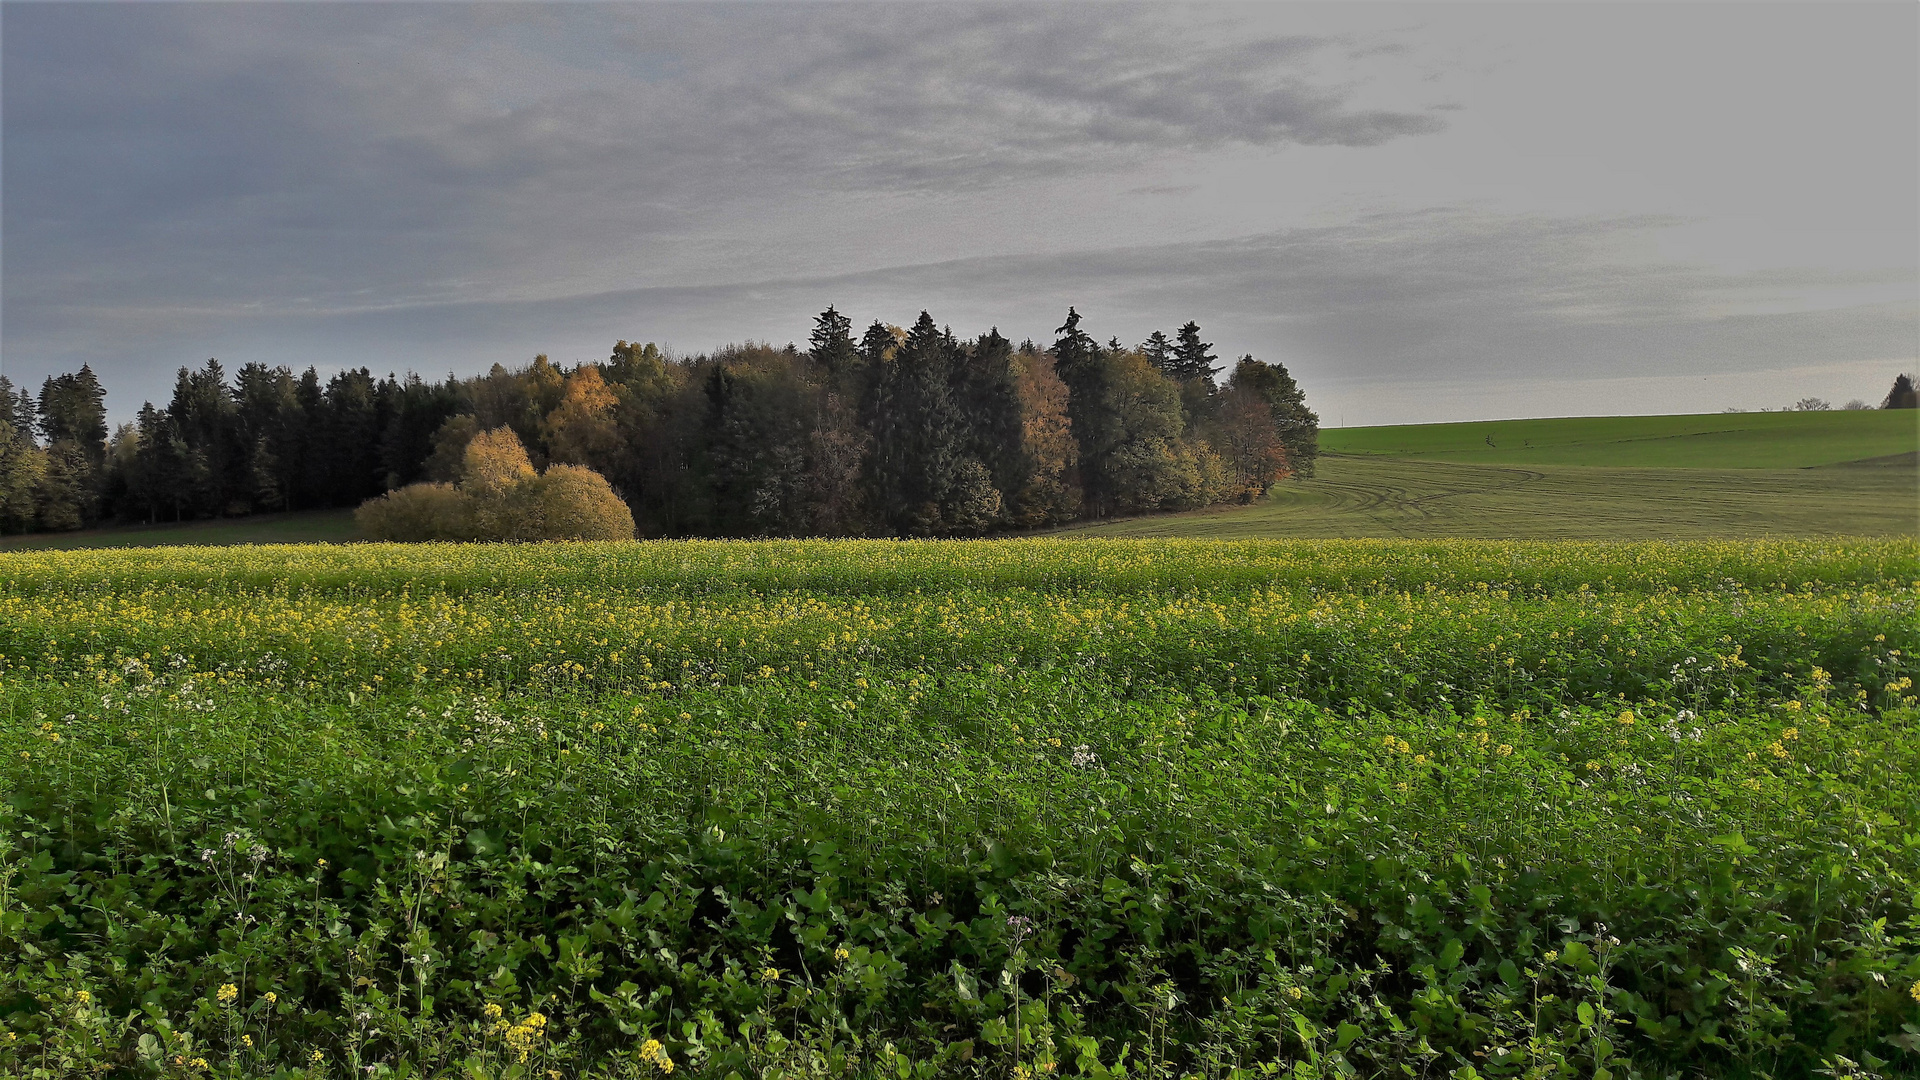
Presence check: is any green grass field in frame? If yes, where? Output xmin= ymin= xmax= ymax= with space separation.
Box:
xmin=1065 ymin=454 xmax=1919 ymax=539
xmin=0 ymin=508 xmax=360 ymax=550
xmin=1069 ymin=411 xmax=1918 ymax=540
xmin=1320 ymin=409 xmax=1917 ymax=469
xmin=2 ymin=539 xmax=1916 ymax=1078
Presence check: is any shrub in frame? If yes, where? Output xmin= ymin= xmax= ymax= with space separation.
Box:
xmin=356 ymin=427 xmax=633 ymax=542
xmin=502 ymin=463 xmax=635 ymax=540
xmin=353 ymin=481 xmax=473 ymax=541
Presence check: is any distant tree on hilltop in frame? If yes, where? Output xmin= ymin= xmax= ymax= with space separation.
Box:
xmin=1884 ymin=373 xmax=1917 ymax=409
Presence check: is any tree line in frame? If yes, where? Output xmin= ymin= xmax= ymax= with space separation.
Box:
xmin=0 ymin=307 xmax=1320 ymax=537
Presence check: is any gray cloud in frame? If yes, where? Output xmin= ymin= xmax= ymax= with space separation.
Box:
xmin=4 ymin=2 xmax=1912 ymax=425
xmin=20 ymin=210 xmax=1910 ymax=424
xmin=3 ymin=3 xmax=1443 ymax=315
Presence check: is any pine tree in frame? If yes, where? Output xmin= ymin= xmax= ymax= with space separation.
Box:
xmin=321 ymin=369 xmax=386 ymax=506
xmin=1141 ymin=331 xmax=1174 ymax=375
xmin=951 ymin=328 xmax=1025 ymax=513
xmin=886 ymin=314 xmax=967 ymax=534
xmin=1884 ymin=373 xmax=1917 ymax=409
xmin=36 ymin=365 xmax=109 ymax=470
xmin=0 ymin=378 xmax=44 ymax=533
xmin=809 ymin=306 xmax=858 ymax=381
xmin=166 ymin=360 xmax=245 ymax=516
xmin=1171 ymin=322 xmax=1218 ymax=387
xmin=1050 ymin=307 xmax=1114 ymax=513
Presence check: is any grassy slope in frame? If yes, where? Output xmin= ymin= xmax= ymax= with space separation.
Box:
xmin=1320 ymin=408 xmax=1917 ymax=468
xmin=0 ymin=508 xmax=360 ymax=550
xmin=1063 ymin=455 xmax=1919 ymax=539
xmin=1065 ymin=410 xmax=1919 ymax=539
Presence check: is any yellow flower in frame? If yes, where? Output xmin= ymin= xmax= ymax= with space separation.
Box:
xmin=833 ymin=947 xmax=851 ymax=962
xmin=216 ymin=983 xmax=239 ymax=1005
xmin=75 ymin=990 xmax=91 ymax=1005
xmin=1496 ymin=744 xmax=1513 ymax=757
xmin=760 ymin=967 xmax=781 ymax=982
xmin=264 ymin=992 xmax=277 ymax=1005
xmin=1910 ymin=978 xmax=1920 ymax=1005
xmin=311 ymin=1049 xmax=325 ymax=1063
xmin=1286 ymin=986 xmax=1304 ymax=1001
xmin=1768 ymin=741 xmax=1788 ymax=760
xmin=484 ymin=1002 xmax=504 ymax=1021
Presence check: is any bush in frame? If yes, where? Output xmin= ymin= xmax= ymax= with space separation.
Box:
xmin=502 ymin=463 xmax=635 ymax=540
xmin=356 ymin=427 xmax=634 ymax=542
xmin=353 ymin=481 xmax=473 ymax=541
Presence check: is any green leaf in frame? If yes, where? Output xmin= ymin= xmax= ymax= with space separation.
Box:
xmin=1438 ymin=938 xmax=1465 ymax=971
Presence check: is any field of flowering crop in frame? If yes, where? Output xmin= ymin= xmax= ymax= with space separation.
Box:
xmin=1 ymin=539 xmax=1916 ymax=1080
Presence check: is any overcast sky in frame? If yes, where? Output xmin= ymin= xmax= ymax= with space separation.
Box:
xmin=4 ymin=1 xmax=1916 ymax=426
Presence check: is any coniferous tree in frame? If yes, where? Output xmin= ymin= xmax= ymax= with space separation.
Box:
xmin=1141 ymin=331 xmax=1174 ymax=375
xmin=1170 ymin=322 xmax=1218 ymax=387
xmin=166 ymin=360 xmax=246 ymax=516
xmin=320 ymin=369 xmax=386 ymax=506
xmin=380 ymin=374 xmax=460 ymax=491
xmin=1885 ymin=373 xmax=1917 ymax=409
xmin=809 ymin=306 xmax=859 ymax=384
xmin=0 ymin=378 xmax=45 ymax=533
xmin=1050 ymin=308 xmax=1118 ymax=514
xmin=951 ymin=328 xmax=1025 ymax=516
xmin=37 ymin=366 xmax=110 ymax=472
xmin=231 ymin=362 xmax=308 ymax=511
xmin=702 ymin=346 xmax=816 ymax=536
xmin=894 ymin=314 xmax=970 ymax=533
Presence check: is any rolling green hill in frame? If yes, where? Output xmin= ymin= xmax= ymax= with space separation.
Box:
xmin=1322 ymin=409 xmax=1916 ymax=469
xmin=1066 ymin=410 xmax=1918 ymax=540
xmin=1061 ymin=455 xmax=1918 ymax=539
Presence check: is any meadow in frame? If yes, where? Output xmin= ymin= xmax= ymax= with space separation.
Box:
xmin=1069 ymin=411 xmax=1918 ymax=541
xmin=1 ymin=539 xmax=1917 ymax=1079
xmin=1316 ymin=411 xmax=1917 ymax=470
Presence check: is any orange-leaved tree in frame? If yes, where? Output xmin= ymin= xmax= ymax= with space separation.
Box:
xmin=356 ymin=426 xmax=632 ymax=541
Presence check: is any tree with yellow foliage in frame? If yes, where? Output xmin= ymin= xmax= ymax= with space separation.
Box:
xmin=356 ymin=426 xmax=632 ymax=541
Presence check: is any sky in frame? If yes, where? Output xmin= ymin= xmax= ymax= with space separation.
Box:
xmin=3 ymin=1 xmax=1916 ymax=427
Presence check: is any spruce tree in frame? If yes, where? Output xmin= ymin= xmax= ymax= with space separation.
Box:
xmin=1050 ymin=307 xmax=1113 ymax=513
xmin=1171 ymin=322 xmax=1218 ymax=387
xmin=951 ymin=328 xmax=1025 ymax=506
xmin=1141 ymin=330 xmax=1174 ymax=375
xmin=809 ymin=306 xmax=858 ymax=380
